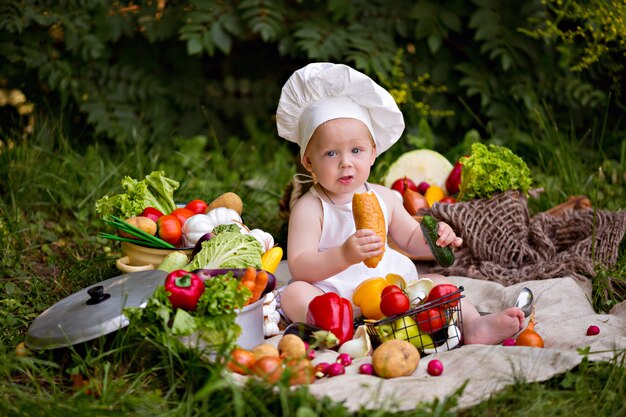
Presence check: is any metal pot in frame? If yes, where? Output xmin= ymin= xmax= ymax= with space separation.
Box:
xmin=25 ymin=270 xmax=265 ymax=351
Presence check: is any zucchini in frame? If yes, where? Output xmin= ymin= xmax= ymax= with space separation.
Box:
xmin=419 ymin=215 xmax=455 ymax=267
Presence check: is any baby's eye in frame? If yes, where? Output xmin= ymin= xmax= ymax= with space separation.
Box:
xmin=325 ymin=150 xmax=336 ymax=157
xmin=352 ymin=147 xmax=362 ymax=154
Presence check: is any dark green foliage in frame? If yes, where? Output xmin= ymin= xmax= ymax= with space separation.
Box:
xmin=1 ymin=0 xmax=624 ymax=155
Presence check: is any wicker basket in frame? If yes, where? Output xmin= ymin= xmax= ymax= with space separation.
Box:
xmin=365 ymin=286 xmax=464 ymax=355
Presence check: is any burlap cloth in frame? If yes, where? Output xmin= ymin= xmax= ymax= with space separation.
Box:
xmin=426 ymin=190 xmax=626 ymax=297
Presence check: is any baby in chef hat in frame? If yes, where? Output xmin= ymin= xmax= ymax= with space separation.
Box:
xmin=276 ymin=62 xmax=524 ymax=345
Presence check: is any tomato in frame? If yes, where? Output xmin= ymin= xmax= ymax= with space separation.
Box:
xmin=141 ymin=207 xmax=164 ymax=222
xmin=185 ymin=199 xmax=208 ymax=214
xmin=439 ymin=196 xmax=457 ymax=204
xmin=227 ymin=348 xmax=257 ymax=375
xmin=379 ymin=290 xmax=410 ymax=317
xmin=252 ymin=356 xmax=284 ymax=384
xmin=416 ymin=307 xmax=446 ymax=334
xmin=157 ymin=215 xmax=182 ymax=246
xmin=381 ymin=284 xmax=403 ymax=299
xmin=425 ymin=284 xmax=460 ymax=309
xmin=390 ymin=177 xmax=418 ymax=195
xmin=170 ymin=207 xmax=195 ymax=227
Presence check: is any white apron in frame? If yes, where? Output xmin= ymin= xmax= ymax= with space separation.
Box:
xmin=310 ymin=184 xmax=418 ymax=303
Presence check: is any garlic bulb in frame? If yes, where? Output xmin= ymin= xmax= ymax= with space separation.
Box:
xmin=262 ymin=291 xmax=281 ymax=337
xmin=337 ymin=325 xmax=372 ymax=359
xmin=248 ymin=229 xmax=275 ymax=252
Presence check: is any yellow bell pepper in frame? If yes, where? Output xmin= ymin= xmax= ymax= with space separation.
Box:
xmin=352 ymin=274 xmax=406 ymax=320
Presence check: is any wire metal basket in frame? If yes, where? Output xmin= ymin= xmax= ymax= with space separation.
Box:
xmin=365 ymin=286 xmax=464 ymax=355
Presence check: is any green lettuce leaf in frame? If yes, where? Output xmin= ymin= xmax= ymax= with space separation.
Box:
xmin=458 ymin=143 xmax=533 ymax=201
xmin=95 ymin=171 xmax=179 ymax=219
xmin=185 ymin=231 xmax=263 ymax=271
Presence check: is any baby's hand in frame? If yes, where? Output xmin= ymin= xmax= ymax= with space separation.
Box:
xmin=436 ymin=222 xmax=463 ymax=248
xmin=342 ymin=229 xmax=383 ymax=265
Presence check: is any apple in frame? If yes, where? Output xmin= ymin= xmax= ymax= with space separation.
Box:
xmin=376 ymin=316 xmax=434 ymax=349
xmin=391 ymin=177 xmax=418 ymax=195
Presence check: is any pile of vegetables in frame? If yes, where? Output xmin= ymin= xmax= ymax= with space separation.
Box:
xmin=126 ymin=266 xmax=277 ymax=353
xmin=384 ymin=143 xmax=533 ymax=213
xmin=96 ymin=171 xmax=283 ymax=274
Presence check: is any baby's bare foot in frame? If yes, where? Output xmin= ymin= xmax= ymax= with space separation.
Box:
xmin=463 ymin=307 xmax=525 ymax=345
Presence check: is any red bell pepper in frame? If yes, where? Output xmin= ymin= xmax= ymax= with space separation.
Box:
xmin=164 ymin=269 xmax=205 ymax=311
xmin=306 ymin=292 xmax=354 ymax=345
xmin=445 ymin=160 xmax=463 ymax=195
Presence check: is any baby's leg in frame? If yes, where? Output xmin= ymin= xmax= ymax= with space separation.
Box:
xmin=280 ymin=281 xmax=324 ymax=323
xmin=421 ymin=274 xmax=525 ymax=345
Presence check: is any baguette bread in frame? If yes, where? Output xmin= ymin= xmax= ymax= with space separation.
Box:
xmin=352 ymin=191 xmax=386 ymax=268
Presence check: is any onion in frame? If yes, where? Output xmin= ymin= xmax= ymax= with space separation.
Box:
xmin=515 ymin=308 xmax=544 ymax=348
xmin=191 ymin=232 xmax=214 ymax=259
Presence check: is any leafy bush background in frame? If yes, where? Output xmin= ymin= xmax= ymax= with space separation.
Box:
xmin=2 ymin=0 xmax=624 ymax=152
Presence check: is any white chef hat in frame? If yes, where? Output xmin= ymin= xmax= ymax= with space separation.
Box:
xmin=276 ymin=62 xmax=405 ymax=161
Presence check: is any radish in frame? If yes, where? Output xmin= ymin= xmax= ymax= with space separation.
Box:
xmin=358 ymin=363 xmax=374 ymax=375
xmin=326 ymin=363 xmax=345 ymax=377
xmin=427 ymin=359 xmax=444 ymax=376
xmin=336 ymin=353 xmax=352 ymax=367
xmin=502 ymin=338 xmax=516 ymax=346
xmin=586 ymin=325 xmax=600 ymax=336
xmin=314 ymin=362 xmax=330 ymax=378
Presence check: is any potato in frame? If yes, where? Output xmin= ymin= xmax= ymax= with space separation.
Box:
xmin=120 ymin=216 xmax=157 ymax=238
xmin=251 ymin=343 xmax=280 ymax=360
xmin=207 ymin=192 xmax=243 ymax=215
xmin=371 ymin=339 xmax=420 ymax=379
xmin=277 ymin=334 xmax=306 ymax=359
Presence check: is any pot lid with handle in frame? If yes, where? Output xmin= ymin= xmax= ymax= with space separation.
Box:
xmin=25 ymin=270 xmax=168 ymax=350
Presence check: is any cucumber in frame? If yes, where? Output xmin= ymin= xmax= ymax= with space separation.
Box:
xmin=420 ymin=215 xmax=455 ymax=267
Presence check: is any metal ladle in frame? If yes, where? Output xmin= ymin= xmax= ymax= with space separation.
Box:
xmin=514 ymin=287 xmax=534 ymax=317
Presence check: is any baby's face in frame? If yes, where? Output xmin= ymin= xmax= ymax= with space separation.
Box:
xmin=303 ymin=118 xmax=376 ymax=195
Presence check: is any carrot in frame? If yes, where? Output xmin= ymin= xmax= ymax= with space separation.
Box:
xmin=248 ymin=270 xmax=269 ymax=305
xmin=239 ymin=267 xmax=257 ymax=300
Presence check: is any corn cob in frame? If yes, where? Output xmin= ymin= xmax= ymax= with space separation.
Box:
xmin=261 ymin=246 xmax=283 ymax=274
xmin=352 ymin=191 xmax=386 ymax=268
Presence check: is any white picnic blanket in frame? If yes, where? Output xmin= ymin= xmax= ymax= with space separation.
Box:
xmin=253 ymin=272 xmax=626 ymax=412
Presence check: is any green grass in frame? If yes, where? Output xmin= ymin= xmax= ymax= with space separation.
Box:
xmin=1 ymin=114 xmax=625 ymax=416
